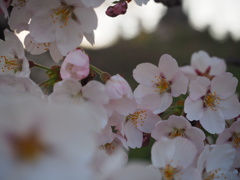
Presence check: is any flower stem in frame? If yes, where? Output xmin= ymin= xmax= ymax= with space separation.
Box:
xmin=29 ymin=61 xmax=53 ymax=72
xmin=90 ymin=64 xmax=104 ymax=75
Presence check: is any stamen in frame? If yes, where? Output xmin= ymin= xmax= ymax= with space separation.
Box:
xmin=50 ymin=3 xmax=74 ymax=28
xmin=160 ymin=164 xmax=181 ymax=180
xmin=168 ymin=128 xmax=185 ymax=139
xmin=232 ymin=132 xmax=240 ymax=148
xmin=127 ymin=110 xmax=147 ymax=127
xmin=0 ymin=56 xmax=22 ymax=73
xmin=99 ymin=143 xmax=115 ymax=151
xmin=151 ymin=76 xmax=170 ymax=94
xmin=203 ymin=92 xmax=221 ymax=111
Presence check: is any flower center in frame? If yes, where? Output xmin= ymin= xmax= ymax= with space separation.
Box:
xmin=202 ymin=168 xmax=225 ymax=180
xmin=99 ymin=143 xmax=115 ymax=151
xmin=127 ymin=110 xmax=147 ymax=127
xmin=8 ymin=131 xmax=47 ymax=162
xmin=168 ymin=128 xmax=185 ymax=139
xmin=0 ymin=56 xmax=22 ymax=73
xmin=152 ymin=76 xmax=170 ymax=94
xmin=203 ymin=92 xmax=221 ymax=111
xmin=51 ymin=3 xmax=75 ymax=28
xmin=160 ymin=164 xmax=181 ymax=180
xmin=232 ymin=132 xmax=240 ymax=148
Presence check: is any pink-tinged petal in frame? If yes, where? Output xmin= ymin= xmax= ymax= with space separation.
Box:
xmin=185 ymin=127 xmax=206 ymax=150
xmin=74 ymin=7 xmax=97 ymax=33
xmin=29 ymin=16 xmax=56 ymax=43
xmin=49 ymin=42 xmax=63 ymax=63
xmin=189 ymin=76 xmax=210 ymax=100
xmin=184 ymin=97 xmax=204 ymax=121
xmin=217 ymin=94 xmax=240 ymax=119
xmin=197 ymin=145 xmax=211 ymax=173
xmin=158 ymin=54 xmax=179 ymax=81
xmin=179 ymin=167 xmax=202 ymax=180
xmin=171 ymin=72 xmax=188 ymax=97
xmin=133 ymin=62 xmax=160 ymax=86
xmin=151 ymin=138 xmax=175 ymax=168
xmin=135 ymin=109 xmax=161 ymax=133
xmin=8 ymin=6 xmax=31 ymax=31
xmin=211 ymin=72 xmax=238 ymax=99
xmin=206 ymin=144 xmax=236 ymax=173
xmin=53 ymin=79 xmax=82 ymax=95
xmin=108 ymin=163 xmax=161 ymax=180
xmin=108 ymin=112 xmax=125 ymax=126
xmin=88 ymin=102 xmax=108 ymax=129
xmin=200 ymin=108 xmax=225 ymax=134
xmin=156 ymin=92 xmax=172 ymax=114
xmin=49 ymin=79 xmax=82 ymax=103
xmin=136 ymin=94 xmax=163 ymax=113
xmin=26 ymin=0 xmax=60 ymax=15
xmin=84 ymin=31 xmax=95 ymax=45
xmin=55 ymin=20 xmax=83 ymax=56
xmin=168 ymin=115 xmax=191 ymax=129
xmin=105 ymin=74 xmax=133 ymax=99
xmin=112 ymin=97 xmax=137 ymax=115
xmin=82 ymin=80 xmax=109 ymax=105
xmin=124 ymin=121 xmax=143 ymax=148
xmin=171 ymin=137 xmax=197 ymax=168
xmin=134 ymin=85 xmax=156 ymax=100
xmin=24 ymin=34 xmax=48 ymax=55
xmin=191 ymin=50 xmax=210 ymax=72
xmin=180 ymin=65 xmax=198 ymax=81
xmin=216 ymin=128 xmax=233 ymax=144
xmin=209 ymin=57 xmax=226 ymax=76
xmin=151 ymin=121 xmax=172 ymax=140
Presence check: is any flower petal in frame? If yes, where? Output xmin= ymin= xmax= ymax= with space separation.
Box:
xmin=184 ymin=97 xmax=204 ymax=121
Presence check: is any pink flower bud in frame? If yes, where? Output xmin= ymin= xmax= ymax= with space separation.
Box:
xmin=105 ymin=6 xmax=118 ymax=17
xmin=113 ymin=2 xmax=128 ymax=15
xmin=105 ymin=1 xmax=128 ymax=17
xmin=60 ymin=48 xmax=90 ymax=81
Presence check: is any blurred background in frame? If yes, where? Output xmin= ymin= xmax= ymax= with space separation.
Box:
xmin=1 ymin=0 xmax=240 ymax=162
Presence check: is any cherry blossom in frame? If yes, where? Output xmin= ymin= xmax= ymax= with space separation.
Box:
xmin=0 ymin=75 xmax=102 ymax=180
xmin=0 ymin=30 xmax=30 ymax=77
xmin=152 ymin=115 xmax=206 ymax=150
xmin=105 ymin=74 xmax=136 ymax=116
xmin=133 ymin=54 xmax=188 ymax=114
xmin=216 ymin=119 xmax=240 ymax=169
xmin=27 ymin=0 xmax=98 ymax=56
xmin=184 ymin=73 xmax=240 ymax=134
xmin=60 ymin=48 xmax=90 ymax=80
xmin=196 ymin=144 xmax=237 ymax=180
xmin=181 ymin=50 xmax=226 ymax=80
xmin=151 ymin=137 xmax=200 ymax=180
xmin=8 ymin=0 xmax=31 ymax=32
xmin=49 ymin=79 xmax=109 ymax=129
xmin=24 ymin=34 xmax=63 ymax=63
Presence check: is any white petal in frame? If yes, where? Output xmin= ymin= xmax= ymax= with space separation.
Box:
xmin=191 ymin=50 xmax=210 ymax=72
xmin=170 ymin=72 xmax=188 ymax=97
xmin=184 ymin=97 xmax=204 ymax=121
xmin=200 ymin=108 xmax=225 ymax=134
xmin=136 ymin=109 xmax=161 ymax=133
xmin=133 ymin=62 xmax=160 ymax=86
xmin=211 ymin=72 xmax=238 ymax=99
xmin=189 ymin=76 xmax=210 ymax=100
xmin=158 ymin=54 xmax=179 ymax=81
xmin=55 ymin=20 xmax=83 ymax=56
xmin=124 ymin=121 xmax=143 ymax=148
xmin=151 ymin=138 xmax=175 ymax=168
xmin=217 ymin=94 xmax=240 ymax=119
xmin=209 ymin=57 xmax=226 ymax=76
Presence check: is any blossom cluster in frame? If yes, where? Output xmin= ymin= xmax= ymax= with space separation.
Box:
xmin=0 ymin=0 xmax=239 ymax=180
